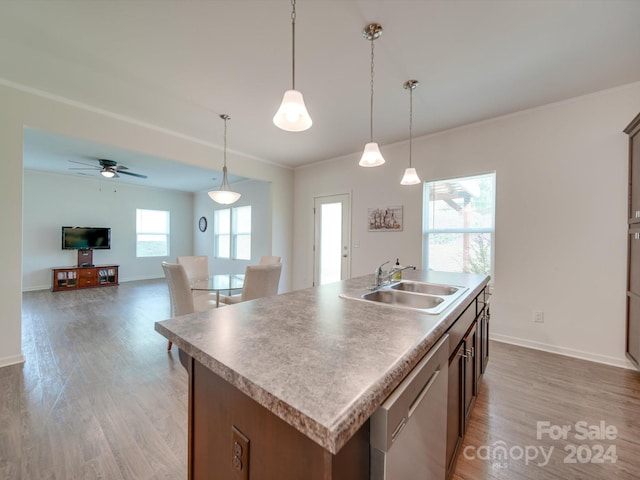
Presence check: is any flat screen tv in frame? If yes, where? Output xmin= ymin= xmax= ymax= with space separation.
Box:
xmin=62 ymin=226 xmax=111 ymax=250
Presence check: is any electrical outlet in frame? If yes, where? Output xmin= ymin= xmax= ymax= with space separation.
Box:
xmin=232 ymin=426 xmax=249 ymax=480
xmin=534 ymin=311 xmax=544 ymax=323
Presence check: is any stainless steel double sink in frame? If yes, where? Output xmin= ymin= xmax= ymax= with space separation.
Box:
xmin=340 ymin=280 xmax=467 ymax=314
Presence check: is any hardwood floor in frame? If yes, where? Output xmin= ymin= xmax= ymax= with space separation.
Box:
xmin=2 ymin=279 xmax=639 ymax=479
xmin=452 ymin=341 xmax=640 ymax=480
xmin=1 ymin=279 xmax=188 ymax=480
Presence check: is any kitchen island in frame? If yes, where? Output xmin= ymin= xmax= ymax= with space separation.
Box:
xmin=155 ymin=270 xmax=490 ymax=479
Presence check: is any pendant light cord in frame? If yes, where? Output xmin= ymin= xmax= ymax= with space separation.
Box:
xmin=291 ymin=0 xmax=296 ymax=90
xmin=369 ymin=35 xmax=375 ymax=142
xmin=409 ymin=86 xmax=413 ymax=168
xmin=223 ymin=116 xmax=227 ymax=168
xmin=220 ymin=114 xmax=230 ymax=188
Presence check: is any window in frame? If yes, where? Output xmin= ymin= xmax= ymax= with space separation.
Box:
xmin=214 ymin=206 xmax=251 ymax=260
xmin=422 ymin=173 xmax=495 ymax=279
xmin=233 ymin=206 xmax=252 ymax=260
xmin=214 ymin=209 xmax=231 ymax=258
xmin=136 ymin=209 xmax=170 ymax=257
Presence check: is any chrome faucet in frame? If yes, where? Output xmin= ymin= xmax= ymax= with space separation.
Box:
xmin=374 ymin=260 xmax=390 ymax=287
xmin=374 ymin=261 xmax=417 ymax=288
xmin=390 ymin=265 xmax=417 ymax=279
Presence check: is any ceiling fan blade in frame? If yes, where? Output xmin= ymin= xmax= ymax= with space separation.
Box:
xmin=119 ymin=170 xmax=147 ymax=179
xmin=69 ymin=167 xmax=100 ymax=171
xmin=69 ymin=160 xmax=99 ymax=168
xmin=112 ymin=165 xmax=129 ymax=171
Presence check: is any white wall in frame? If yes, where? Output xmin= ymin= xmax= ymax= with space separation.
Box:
xmin=293 ymin=82 xmax=640 ymax=368
xmin=0 ymin=81 xmax=294 ymax=367
xmin=23 ymin=170 xmax=194 ymax=290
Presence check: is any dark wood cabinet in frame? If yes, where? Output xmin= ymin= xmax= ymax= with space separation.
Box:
xmin=478 ymin=292 xmax=491 ymax=378
xmin=625 ymin=112 xmax=640 ymax=369
xmin=463 ymin=322 xmax=478 ymax=424
xmin=446 ymin=341 xmax=465 ymax=477
xmin=52 ymin=265 xmax=119 ymax=292
xmin=445 ymin=287 xmax=487 ymax=478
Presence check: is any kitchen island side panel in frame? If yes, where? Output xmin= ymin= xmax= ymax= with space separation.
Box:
xmin=191 ymin=359 xmax=370 ymax=480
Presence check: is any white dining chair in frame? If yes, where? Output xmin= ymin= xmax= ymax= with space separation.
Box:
xmin=258 ymin=255 xmax=282 ymax=265
xmin=219 ymin=263 xmax=282 ymax=305
xmin=176 ymin=255 xmax=209 ymax=280
xmin=162 ymin=261 xmax=215 ymax=351
xmin=177 ymin=255 xmax=217 ymax=309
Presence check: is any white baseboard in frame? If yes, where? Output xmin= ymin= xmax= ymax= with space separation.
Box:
xmin=22 ymin=276 xmax=165 ymax=292
xmin=0 ymin=354 xmax=25 ymax=368
xmin=490 ymin=333 xmax=636 ymax=370
xmin=23 ymin=285 xmax=50 ymax=292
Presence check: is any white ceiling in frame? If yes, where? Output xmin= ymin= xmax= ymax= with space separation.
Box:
xmin=4 ymin=0 xmax=640 ymax=190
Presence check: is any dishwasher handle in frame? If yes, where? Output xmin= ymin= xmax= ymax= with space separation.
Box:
xmin=370 ymin=334 xmax=449 ymax=452
xmin=390 ymin=368 xmax=440 ymax=442
xmin=408 ymin=369 xmax=440 ymax=419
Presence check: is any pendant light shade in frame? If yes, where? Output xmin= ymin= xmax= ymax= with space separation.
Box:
xmin=359 ymin=23 xmax=385 ymax=167
xmin=400 ymin=79 xmax=421 ymax=185
xmin=273 ymin=89 xmax=312 ymax=132
xmin=360 ymin=142 xmax=385 ymax=167
xmin=273 ymin=0 xmax=312 ymax=132
xmin=400 ymin=167 xmax=421 ymax=185
xmin=208 ymin=114 xmax=241 ymax=205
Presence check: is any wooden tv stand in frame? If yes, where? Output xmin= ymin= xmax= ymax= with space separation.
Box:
xmin=52 ymin=265 xmax=119 ymax=292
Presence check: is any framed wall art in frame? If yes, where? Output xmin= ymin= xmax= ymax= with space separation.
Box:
xmin=368 ymin=205 xmax=403 ymax=232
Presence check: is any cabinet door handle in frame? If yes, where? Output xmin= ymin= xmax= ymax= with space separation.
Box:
xmin=466 ymin=347 xmax=475 ymax=359
xmin=457 ymin=350 xmax=468 ymax=359
xmin=635 ymin=232 xmax=640 ymax=240
xmin=636 ymin=210 xmax=640 ymax=218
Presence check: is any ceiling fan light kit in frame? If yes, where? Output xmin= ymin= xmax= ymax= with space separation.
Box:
xmin=359 ymin=23 xmax=385 ymax=168
xmin=273 ymin=0 xmax=312 ymax=132
xmin=208 ymin=114 xmax=241 ymax=205
xmin=100 ymin=168 xmax=116 ymax=178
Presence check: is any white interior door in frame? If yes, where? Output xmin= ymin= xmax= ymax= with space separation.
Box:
xmin=313 ymin=194 xmax=351 ymax=286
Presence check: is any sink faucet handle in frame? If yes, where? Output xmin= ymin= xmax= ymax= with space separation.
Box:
xmin=376 ymin=260 xmax=390 ymax=274
xmin=374 ymin=260 xmax=391 ymax=288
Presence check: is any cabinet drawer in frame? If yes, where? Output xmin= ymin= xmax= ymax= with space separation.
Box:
xmin=79 ymin=268 xmax=96 ymax=278
xmin=446 ymin=300 xmax=476 ymax=359
xmin=79 ymin=277 xmax=97 ymax=286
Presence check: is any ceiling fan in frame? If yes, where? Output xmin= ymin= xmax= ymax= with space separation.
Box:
xmin=69 ymin=158 xmax=148 ymax=179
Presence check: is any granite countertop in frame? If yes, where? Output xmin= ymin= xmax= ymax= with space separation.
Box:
xmin=155 ymin=269 xmax=489 ymax=455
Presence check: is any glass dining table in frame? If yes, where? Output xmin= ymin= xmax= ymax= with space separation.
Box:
xmin=191 ymin=274 xmax=245 ymax=307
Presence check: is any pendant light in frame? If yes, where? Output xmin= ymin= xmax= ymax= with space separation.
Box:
xmin=400 ymin=79 xmax=421 ymax=185
xmin=208 ymin=114 xmax=241 ymax=205
xmin=273 ymin=0 xmax=312 ymax=132
xmin=359 ymin=23 xmax=385 ymax=167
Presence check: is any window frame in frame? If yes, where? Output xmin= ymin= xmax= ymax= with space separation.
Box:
xmin=213 ymin=205 xmax=252 ymax=260
xmin=231 ymin=205 xmax=252 ymax=260
xmin=135 ymin=208 xmax=170 ymax=258
xmin=422 ymin=172 xmax=496 ymax=280
xmin=214 ymin=208 xmax=231 ymax=259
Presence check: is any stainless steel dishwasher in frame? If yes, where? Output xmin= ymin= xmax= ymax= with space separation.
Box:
xmin=370 ymin=334 xmax=449 ymax=480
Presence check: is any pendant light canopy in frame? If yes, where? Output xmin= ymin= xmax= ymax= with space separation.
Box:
xmin=359 ymin=23 xmax=385 ymax=168
xmin=208 ymin=114 xmax=241 ymax=205
xmin=400 ymin=79 xmax=421 ymax=185
xmin=273 ymin=0 xmax=312 ymax=132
